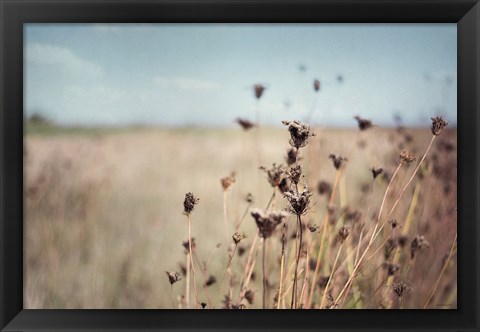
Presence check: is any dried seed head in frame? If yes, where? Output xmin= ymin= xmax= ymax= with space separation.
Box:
xmin=182 ymin=237 xmax=196 ymax=253
xmin=397 ymin=235 xmax=408 ymax=248
xmin=166 ymin=271 xmax=182 ymax=285
xmin=278 ymin=177 xmax=290 ymax=194
xmin=382 ymin=262 xmax=400 ymax=276
xmin=221 ymin=173 xmax=236 ymax=191
xmin=284 ymin=185 xmax=313 ymax=216
xmin=251 ymin=209 xmax=288 ymax=238
xmin=307 ymin=223 xmax=319 ymax=233
xmin=392 ymin=282 xmax=411 ymax=299
xmin=431 ymin=116 xmax=448 ymax=136
xmin=389 ymin=219 xmax=398 ymax=229
xmin=232 ymin=232 xmax=247 ymax=245
xmin=236 ymin=118 xmax=256 ymax=130
xmin=313 ymin=79 xmax=321 ymax=92
xmin=338 ymin=226 xmax=350 ymax=243
xmin=285 ymin=148 xmax=298 ymax=165
xmin=282 ymin=120 xmax=315 ymax=149
xmin=244 ymin=289 xmax=255 ymax=304
xmin=260 ymin=163 xmax=285 ymax=188
xmin=371 ymin=166 xmax=384 ymax=179
xmin=343 ymin=207 xmax=362 ymax=223
xmin=178 ymin=263 xmax=187 ymax=276
xmin=201 ymin=302 xmax=207 ymax=309
xmin=245 ymin=193 xmax=254 ymax=204
xmin=231 ymin=303 xmax=247 ymax=309
xmin=183 ymin=192 xmax=199 ymax=215
xmin=329 ymin=154 xmax=348 ymax=170
xmin=204 ymin=275 xmax=216 ymax=287
xmin=400 ymin=150 xmax=416 ymax=164
xmin=410 ymin=235 xmax=430 ymax=259
xmin=287 ymin=164 xmax=302 ymax=185
xmin=384 ymin=238 xmax=397 ymax=260
xmin=317 ymin=276 xmax=330 ymax=289
xmin=254 ymin=84 xmax=266 ymax=99
xmin=317 ymin=180 xmax=332 ymax=196
xmin=238 ymin=245 xmax=246 ymax=256
xmin=354 ymin=116 xmax=373 ymax=131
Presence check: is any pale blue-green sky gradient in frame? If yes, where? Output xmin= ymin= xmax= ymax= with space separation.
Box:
xmin=24 ymin=24 xmax=457 ymax=127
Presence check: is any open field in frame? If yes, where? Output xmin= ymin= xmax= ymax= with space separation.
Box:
xmin=24 ymin=124 xmax=457 ymax=309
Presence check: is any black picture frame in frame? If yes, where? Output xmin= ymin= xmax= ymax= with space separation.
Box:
xmin=1 ymin=0 xmax=479 ymax=331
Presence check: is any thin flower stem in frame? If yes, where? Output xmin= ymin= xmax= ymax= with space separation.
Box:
xmin=223 ymin=191 xmax=229 ymax=245
xmin=423 ymin=233 xmax=457 ymax=309
xmin=262 ymin=239 xmax=267 ymax=309
xmin=320 ymin=242 xmax=343 ymax=308
xmin=188 ymin=214 xmax=200 ymax=308
xmin=217 ymin=244 xmax=237 ymax=304
xmin=185 ymin=252 xmax=190 ymax=308
xmin=291 ymin=214 xmax=303 ymax=308
xmin=277 ymin=223 xmax=287 ymax=309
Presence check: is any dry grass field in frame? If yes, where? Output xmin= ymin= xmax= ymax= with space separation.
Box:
xmin=24 ymin=122 xmax=457 ymax=309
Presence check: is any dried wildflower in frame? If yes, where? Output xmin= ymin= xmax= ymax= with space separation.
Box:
xmin=254 ymin=84 xmax=266 ymax=99
xmin=343 ymin=207 xmax=362 ymax=223
xmin=400 ymin=150 xmax=416 ymax=164
xmin=329 ymin=154 xmax=347 ymax=170
xmin=222 ymin=295 xmax=232 ymax=308
xmin=232 ymin=232 xmax=247 ymax=245
xmin=260 ymin=163 xmax=285 ymax=188
xmin=317 ymin=180 xmax=332 ymax=196
xmin=382 ymin=262 xmax=400 ymax=276
xmin=313 ymin=79 xmax=321 ymax=92
xmin=307 ymin=224 xmax=319 ymax=233
xmin=278 ymin=177 xmax=290 ymax=194
xmin=221 ymin=174 xmax=236 ymax=191
xmin=236 ymin=118 xmax=256 ymax=130
xmin=204 ymin=275 xmax=216 ymax=287
xmin=392 ymin=282 xmax=411 ymax=299
xmin=231 ymin=303 xmax=246 ymax=309
xmin=183 ymin=192 xmax=199 ymax=215
xmin=244 ymin=289 xmax=255 ymax=304
xmin=431 ymin=116 xmax=448 ymax=136
xmin=383 ymin=239 xmax=397 ymax=260
xmin=285 ymin=148 xmax=298 ymax=165
xmin=182 ymin=238 xmax=196 ymax=252
xmin=238 ymin=245 xmax=246 ymax=257
xmin=245 ymin=193 xmax=254 ymax=204
xmin=282 ymin=120 xmax=315 ymax=149
xmin=371 ymin=166 xmax=384 ymax=179
xmin=338 ymin=226 xmax=350 ymax=243
xmin=354 ymin=116 xmax=373 ymax=130
xmin=397 ymin=235 xmax=408 ymax=248
xmin=166 ymin=271 xmax=182 ymax=285
xmin=328 ymin=205 xmax=337 ymax=225
xmin=317 ymin=276 xmax=330 ymax=289
xmin=324 ymin=292 xmax=335 ymax=309
xmin=178 ymin=263 xmax=187 ymax=276
xmin=251 ymin=209 xmax=288 ymax=238
xmin=410 ymin=235 xmax=430 ymax=259
xmin=389 ymin=219 xmax=398 ymax=229
xmin=284 ymin=186 xmax=313 ymax=216
xmin=286 ymin=164 xmax=302 ymax=185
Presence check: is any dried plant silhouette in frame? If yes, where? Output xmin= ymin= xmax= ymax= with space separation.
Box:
xmin=24 ymin=93 xmax=456 ymax=310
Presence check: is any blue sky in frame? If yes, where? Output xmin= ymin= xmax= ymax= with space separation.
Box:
xmin=24 ymin=24 xmax=457 ymax=127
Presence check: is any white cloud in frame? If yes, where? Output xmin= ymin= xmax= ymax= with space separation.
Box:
xmin=153 ymin=76 xmax=219 ymax=92
xmin=26 ymin=43 xmax=104 ymax=79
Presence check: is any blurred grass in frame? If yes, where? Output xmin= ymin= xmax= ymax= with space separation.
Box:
xmin=23 ymin=124 xmax=457 ymax=309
